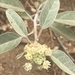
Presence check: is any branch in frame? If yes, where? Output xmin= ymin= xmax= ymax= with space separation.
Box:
xmin=33 ymin=13 xmax=38 ymax=41
xmin=54 ymin=33 xmax=75 ymax=62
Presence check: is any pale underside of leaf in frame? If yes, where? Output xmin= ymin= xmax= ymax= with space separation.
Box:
xmin=6 ymin=9 xmax=28 ymax=37
xmin=0 ymin=0 xmax=25 ymax=12
xmin=55 ymin=19 xmax=75 ymax=26
xmin=0 ymin=32 xmax=22 ymax=54
xmin=56 ymin=11 xmax=75 ymax=19
xmin=55 ymin=11 xmax=75 ymax=26
xmin=51 ymin=50 xmax=75 ymax=75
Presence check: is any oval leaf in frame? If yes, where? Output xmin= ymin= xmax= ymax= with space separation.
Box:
xmin=50 ymin=23 xmax=75 ymax=41
xmin=55 ymin=11 xmax=75 ymax=26
xmin=6 ymin=9 xmax=28 ymax=37
xmin=0 ymin=0 xmax=25 ymax=12
xmin=40 ymin=0 xmax=60 ymax=29
xmin=50 ymin=50 xmax=75 ymax=75
xmin=0 ymin=32 xmax=22 ymax=54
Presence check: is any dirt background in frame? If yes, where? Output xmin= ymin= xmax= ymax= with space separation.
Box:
xmin=0 ymin=0 xmax=75 ymax=75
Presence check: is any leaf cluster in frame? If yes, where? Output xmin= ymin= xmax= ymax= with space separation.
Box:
xmin=0 ymin=0 xmax=75 ymax=74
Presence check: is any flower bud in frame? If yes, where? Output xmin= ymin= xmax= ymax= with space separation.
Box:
xmin=23 ymin=63 xmax=32 ymax=71
xmin=42 ymin=60 xmax=51 ymax=70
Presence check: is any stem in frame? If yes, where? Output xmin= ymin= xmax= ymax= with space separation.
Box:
xmin=26 ymin=37 xmax=32 ymax=43
xmin=33 ymin=13 xmax=38 ymax=41
xmin=37 ymin=28 xmax=43 ymax=40
xmin=24 ymin=10 xmax=33 ymax=21
xmin=37 ymin=1 xmax=46 ymax=11
xmin=28 ymin=30 xmax=34 ymax=36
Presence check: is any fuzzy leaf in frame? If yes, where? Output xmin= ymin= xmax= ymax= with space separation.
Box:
xmin=55 ymin=11 xmax=75 ymax=26
xmin=50 ymin=23 xmax=75 ymax=41
xmin=0 ymin=0 xmax=25 ymax=12
xmin=40 ymin=0 xmax=60 ymax=29
xmin=6 ymin=9 xmax=28 ymax=37
xmin=50 ymin=50 xmax=75 ymax=75
xmin=0 ymin=32 xmax=21 ymax=54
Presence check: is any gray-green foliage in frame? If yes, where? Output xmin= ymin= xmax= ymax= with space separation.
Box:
xmin=51 ymin=50 xmax=75 ymax=75
xmin=0 ymin=0 xmax=25 ymax=12
xmin=50 ymin=23 xmax=75 ymax=41
xmin=55 ymin=11 xmax=75 ymax=26
xmin=6 ymin=9 xmax=28 ymax=37
xmin=0 ymin=0 xmax=75 ymax=75
xmin=0 ymin=0 xmax=29 ymax=19
xmin=40 ymin=0 xmax=60 ymax=29
xmin=0 ymin=32 xmax=21 ymax=54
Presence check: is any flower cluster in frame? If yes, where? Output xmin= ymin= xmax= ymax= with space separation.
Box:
xmin=23 ymin=42 xmax=52 ymax=71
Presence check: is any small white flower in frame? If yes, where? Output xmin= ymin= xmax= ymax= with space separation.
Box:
xmin=23 ymin=63 xmax=32 ymax=71
xmin=42 ymin=60 xmax=51 ymax=70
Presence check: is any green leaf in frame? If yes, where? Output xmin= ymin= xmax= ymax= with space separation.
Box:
xmin=19 ymin=12 xmax=30 ymax=20
xmin=0 ymin=0 xmax=25 ymax=12
xmin=0 ymin=32 xmax=22 ymax=54
xmin=50 ymin=23 xmax=75 ymax=41
xmin=41 ymin=0 xmax=46 ymax=2
xmin=40 ymin=0 xmax=60 ymax=29
xmin=6 ymin=9 xmax=28 ymax=37
xmin=55 ymin=11 xmax=75 ymax=26
xmin=50 ymin=50 xmax=75 ymax=75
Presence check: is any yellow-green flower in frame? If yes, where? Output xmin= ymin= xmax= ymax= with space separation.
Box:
xmin=24 ymin=53 xmax=32 ymax=60
xmin=45 ymin=48 xmax=52 ymax=56
xmin=23 ymin=42 xmax=52 ymax=71
xmin=33 ymin=53 xmax=45 ymax=65
xmin=24 ymin=42 xmax=52 ymax=55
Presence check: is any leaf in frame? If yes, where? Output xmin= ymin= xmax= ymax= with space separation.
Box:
xmin=19 ymin=12 xmax=30 ymax=20
xmin=40 ymin=0 xmax=60 ymax=29
xmin=55 ymin=11 xmax=75 ymax=26
xmin=50 ymin=23 xmax=75 ymax=41
xmin=50 ymin=50 xmax=75 ymax=75
xmin=41 ymin=0 xmax=46 ymax=2
xmin=6 ymin=9 xmax=28 ymax=37
xmin=0 ymin=0 xmax=25 ymax=12
xmin=0 ymin=32 xmax=22 ymax=54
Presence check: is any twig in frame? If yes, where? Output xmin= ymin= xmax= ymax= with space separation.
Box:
xmin=26 ymin=37 xmax=32 ymax=43
xmin=54 ymin=33 xmax=74 ymax=62
xmin=37 ymin=0 xmax=46 ymax=11
xmin=37 ymin=28 xmax=43 ymax=40
xmin=24 ymin=10 xmax=33 ymax=21
xmin=48 ymin=28 xmax=53 ymax=42
xmin=33 ymin=13 xmax=38 ymax=41
xmin=28 ymin=29 xmax=34 ymax=36
xmin=37 ymin=2 xmax=44 ymax=11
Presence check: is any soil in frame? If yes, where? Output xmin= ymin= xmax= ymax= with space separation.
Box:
xmin=0 ymin=0 xmax=75 ymax=75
